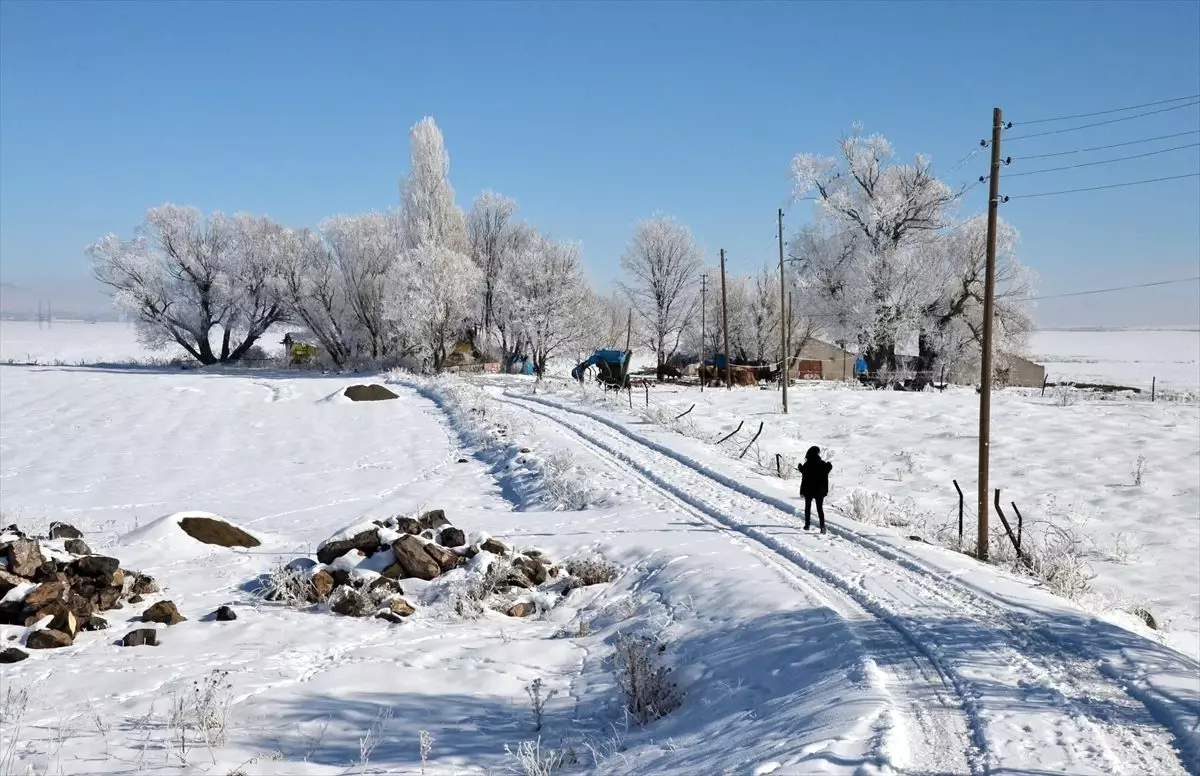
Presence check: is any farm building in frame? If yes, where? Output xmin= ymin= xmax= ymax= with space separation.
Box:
xmin=997 ymin=353 xmax=1046 ymax=388
xmin=792 ymin=339 xmax=859 ymax=381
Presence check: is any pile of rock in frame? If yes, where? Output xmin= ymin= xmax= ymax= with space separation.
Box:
xmin=269 ymin=509 xmax=569 ymax=622
xmin=0 ymin=522 xmax=161 ymax=660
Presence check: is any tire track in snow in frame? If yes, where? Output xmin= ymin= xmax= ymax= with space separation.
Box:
xmin=499 ymin=390 xmax=1187 ymax=776
xmin=514 ymin=390 xmax=1199 ymax=776
xmin=495 ymin=392 xmax=982 ymax=776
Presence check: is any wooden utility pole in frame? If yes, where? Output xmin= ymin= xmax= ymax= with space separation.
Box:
xmin=778 ymin=208 xmax=789 ymax=413
xmin=978 ymin=107 xmax=1004 ymax=562
xmin=625 ymin=309 xmax=633 ymax=398
xmin=719 ymin=249 xmax=732 ymax=389
xmin=700 ymin=273 xmax=707 ymax=393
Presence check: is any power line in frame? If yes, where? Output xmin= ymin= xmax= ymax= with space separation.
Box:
xmin=1014 ymin=276 xmax=1200 ymax=302
xmin=1008 ymin=141 xmax=1200 ymax=177
xmin=1006 ymin=101 xmax=1200 ymax=141
xmin=1019 ymin=130 xmax=1200 ymax=160
xmin=1015 ymin=94 xmax=1200 ymax=126
xmin=1006 ymin=172 xmax=1200 ymax=199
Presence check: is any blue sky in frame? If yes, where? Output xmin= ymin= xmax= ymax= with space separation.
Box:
xmin=1 ymin=0 xmax=1198 ymax=327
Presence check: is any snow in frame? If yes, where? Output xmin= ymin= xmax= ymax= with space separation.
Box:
xmin=1031 ymin=329 xmax=1200 ymax=392
xmin=1 ymin=325 xmax=1198 ymax=775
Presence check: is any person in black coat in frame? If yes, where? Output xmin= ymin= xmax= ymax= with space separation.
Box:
xmin=797 ymin=445 xmax=832 ymax=533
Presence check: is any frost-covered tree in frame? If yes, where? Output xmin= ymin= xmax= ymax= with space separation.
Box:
xmin=789 ymin=126 xmax=1034 ymax=381
xmin=467 ymin=191 xmax=519 ymax=351
xmin=322 ymin=212 xmax=404 ymax=359
xmin=498 ymin=233 xmax=591 ymax=378
xmin=790 ymin=125 xmax=958 ymax=372
xmin=88 ymin=204 xmax=287 ymax=365
xmin=401 ymin=116 xmax=468 ymax=255
xmin=619 ymin=214 xmax=705 ymax=376
xmin=276 ymin=227 xmax=359 ymax=366
xmin=402 ymin=245 xmax=482 ymax=372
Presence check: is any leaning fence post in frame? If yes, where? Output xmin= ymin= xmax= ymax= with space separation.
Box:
xmin=1152 ymin=376 xmax=1156 ymax=402
xmin=1041 ymin=374 xmax=1048 ymax=397
xmin=716 ymin=420 xmax=745 ymax=445
xmin=953 ymin=479 xmax=964 ymax=541
xmin=738 ymin=422 xmax=765 ymax=460
xmin=1010 ymin=501 xmax=1024 ymax=552
xmin=994 ymin=489 xmax=1031 ymax=568
xmin=776 ymin=453 xmax=783 ymax=478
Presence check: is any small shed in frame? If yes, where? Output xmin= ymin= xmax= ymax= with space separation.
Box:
xmin=795 ymin=339 xmax=858 ymax=381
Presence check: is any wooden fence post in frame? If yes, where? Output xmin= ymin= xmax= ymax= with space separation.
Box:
xmin=994 ymin=489 xmax=1030 ymax=568
xmin=1152 ymin=376 xmax=1156 ymax=403
xmin=953 ymin=479 xmax=964 ymax=541
xmin=1041 ymin=374 xmax=1048 ymax=397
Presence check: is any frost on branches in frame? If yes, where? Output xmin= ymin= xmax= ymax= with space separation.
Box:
xmin=88 ymin=205 xmax=287 ymax=365
xmin=619 ymin=214 xmax=705 ymax=374
xmin=789 ymin=124 xmax=1034 ymax=380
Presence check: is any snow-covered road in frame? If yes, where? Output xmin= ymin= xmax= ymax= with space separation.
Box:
xmin=494 ymin=388 xmax=1200 ymax=776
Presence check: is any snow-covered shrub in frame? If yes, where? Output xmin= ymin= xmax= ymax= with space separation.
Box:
xmin=846 ymin=489 xmax=889 ymax=525
xmin=167 ymin=670 xmax=233 ymax=763
xmin=1052 ymin=384 xmax=1079 ymax=407
xmin=1091 ymin=530 xmax=1143 ymax=565
xmin=504 ymin=738 xmax=579 ymax=776
xmin=612 ymin=632 xmax=681 ymax=725
xmin=525 ymin=678 xmax=558 ymax=732
xmin=989 ymin=521 xmax=1095 ymax=602
xmin=253 ymin=563 xmax=319 ymax=607
xmin=543 ymin=450 xmax=598 ymax=511
xmin=564 ymin=556 xmax=621 ymax=586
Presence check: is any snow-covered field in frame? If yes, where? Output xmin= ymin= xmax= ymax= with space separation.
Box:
xmin=1031 ymin=329 xmax=1200 ymax=393
xmin=1 ymin=323 xmax=1199 ymax=775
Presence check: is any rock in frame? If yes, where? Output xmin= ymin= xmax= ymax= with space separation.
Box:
xmin=0 ymin=524 xmax=26 ymax=539
xmin=505 ymin=601 xmax=536 ymax=618
xmin=906 ymin=535 xmax=925 ymax=543
xmin=26 ymin=629 xmax=73 ymax=649
xmin=316 ymin=529 xmax=381 ymax=565
xmin=499 ymin=572 xmax=535 ymax=592
xmin=514 ymin=556 xmax=549 ymax=586
xmin=343 ymin=384 xmax=399 ymax=402
xmin=329 ymin=567 xmax=354 ymax=589
xmin=63 ymin=538 xmax=92 ymax=556
xmin=32 ymin=560 xmax=60 ymax=582
xmin=390 ymin=535 xmax=442 ymax=581
xmin=80 ymin=614 xmax=108 ymax=631
xmin=0 ymin=601 xmax=24 ymax=625
xmin=329 ymin=586 xmax=370 ymax=617
xmin=130 ymin=573 xmax=159 ymax=595
xmin=285 ymin=557 xmax=317 ymax=573
xmin=1133 ymin=607 xmax=1158 ymax=630
xmin=48 ymin=611 xmax=79 ymax=638
xmin=48 ymin=522 xmax=83 ymax=540
xmin=0 ymin=569 xmax=24 ymax=596
xmin=95 ymin=586 xmax=122 ymax=611
xmin=128 ymin=594 xmax=145 ymax=604
xmin=387 ymin=597 xmax=416 ymax=617
xmin=439 ymin=527 xmax=467 ymax=548
xmin=142 ymin=600 xmax=186 ymax=625
xmin=423 ymin=542 xmax=461 ymax=572
xmin=394 ymin=517 xmax=423 ymax=535
xmin=24 ymin=581 xmax=68 ymax=610
xmin=364 ymin=576 xmax=404 ymax=602
xmin=418 ymin=509 xmax=451 ymax=531
xmin=6 ymin=539 xmax=45 ymax=577
xmin=374 ymin=610 xmax=406 ymax=624
xmin=214 ymin=606 xmax=237 ymax=621
xmin=71 ymin=555 xmax=120 ymax=579
xmin=0 ymin=647 xmax=28 ymax=663
xmin=456 ymin=457 xmax=469 ymax=464
xmin=311 ymin=568 xmax=335 ymax=601
xmin=122 ymin=628 xmax=158 ymax=647
xmin=519 ymin=447 xmax=532 ymax=454
xmin=177 ymin=516 xmax=261 ymax=548
xmin=481 ymin=538 xmax=510 ymax=556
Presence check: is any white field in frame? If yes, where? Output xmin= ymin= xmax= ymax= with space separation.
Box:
xmin=1031 ymin=329 xmax=1200 ymax=393
xmin=1 ymin=322 xmax=1198 ymax=776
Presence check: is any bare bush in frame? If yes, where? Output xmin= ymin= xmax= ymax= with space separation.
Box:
xmin=565 ymin=557 xmax=621 ymax=586
xmin=525 ymin=678 xmax=558 ymax=732
xmin=1053 ymin=384 xmax=1079 ymax=407
xmin=846 ymin=489 xmax=889 ymax=525
xmin=1132 ymin=455 xmax=1148 ymax=486
xmin=613 ymin=632 xmax=681 ymax=725
xmin=419 ymin=730 xmax=434 ymax=774
xmin=448 ymin=556 xmax=517 ymax=619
